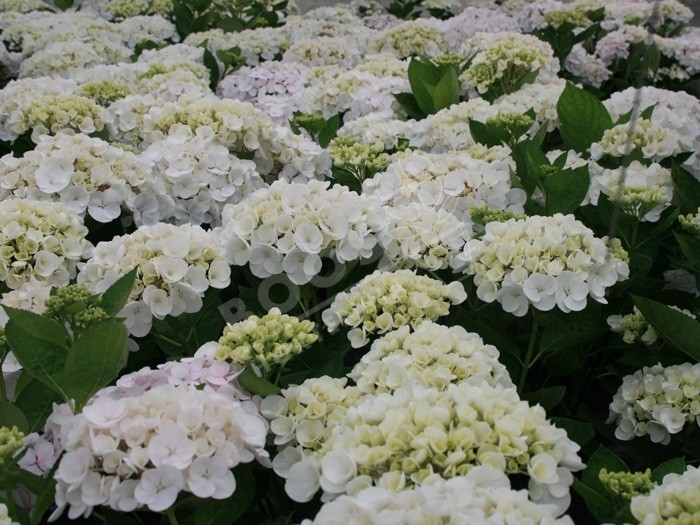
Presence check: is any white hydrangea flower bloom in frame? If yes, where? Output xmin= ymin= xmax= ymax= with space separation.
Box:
xmin=322 ymin=269 xmax=467 ymax=347
xmin=629 ymin=465 xmax=700 ymax=525
xmin=608 ymin=362 xmax=700 ymax=444
xmin=77 ymin=223 xmax=229 ymax=337
xmin=455 ymin=214 xmax=630 ymax=315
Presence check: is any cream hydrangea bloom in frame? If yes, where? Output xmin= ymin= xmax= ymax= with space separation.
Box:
xmin=629 ymin=465 xmax=700 ymax=525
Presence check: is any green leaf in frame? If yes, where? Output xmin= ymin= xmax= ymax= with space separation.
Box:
xmin=238 ymin=368 xmax=281 ymax=396
xmin=100 ymin=268 xmax=137 ymax=317
xmin=468 ymin=119 xmax=501 ymax=148
xmin=2 ymin=306 xmax=68 ymax=345
xmin=557 ymin=82 xmax=613 ymax=153
xmin=544 ymin=165 xmax=590 ymax=215
xmin=551 ymin=417 xmax=595 ymax=445
xmin=651 ymin=457 xmax=685 ymax=484
xmin=393 ymin=93 xmax=427 ymax=120
xmin=5 ymin=322 xmax=69 ymax=400
xmin=194 ymin=466 xmax=256 ymax=525
xmin=632 ymin=295 xmax=700 ymax=361
xmin=672 ymin=162 xmax=700 ymax=213
xmin=432 ymin=66 xmax=460 ymax=112
xmin=14 ymin=381 xmax=61 ymax=434
xmin=203 ymin=47 xmax=221 ymax=90
xmin=318 ymin=114 xmax=341 ymax=148
xmin=30 ymin=476 xmax=56 ymax=525
xmin=572 ymin=478 xmax=612 ymax=523
xmin=407 ymin=57 xmax=440 ymax=115
xmin=582 ymin=446 xmax=628 ymax=495
xmin=0 ymin=400 xmax=28 ymax=433
xmin=539 ymin=304 xmax=603 ymax=355
xmin=58 ymin=320 xmax=128 ymax=410
xmin=522 ymin=386 xmax=565 ymax=411
xmin=675 ymin=233 xmax=700 ymax=269
xmin=331 ymin=168 xmax=362 ymax=194
xmin=53 ymin=0 xmax=74 ymax=10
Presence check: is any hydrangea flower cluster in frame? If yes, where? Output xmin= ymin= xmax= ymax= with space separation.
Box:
xmin=0 ymin=133 xmax=153 ymax=223
xmin=679 ymin=207 xmax=700 ymax=236
xmin=629 ymin=465 xmax=700 ymax=525
xmin=77 ymin=223 xmax=230 ymax=337
xmin=215 ymin=308 xmax=318 ymax=373
xmin=608 ymin=362 xmax=700 ymax=445
xmin=598 ymin=468 xmax=656 ymax=500
xmin=456 ymin=214 xmax=630 ymax=315
xmin=589 ymin=161 xmax=673 ymax=222
xmin=589 ymin=119 xmax=684 ymax=163
xmin=607 ymin=305 xmax=696 ymax=345
xmin=51 ymin=383 xmax=269 ymax=519
xmin=302 ymin=465 xmax=573 ymax=525
xmin=218 ymin=61 xmax=310 ymax=102
xmin=347 ymin=321 xmax=513 ymax=393
xmin=363 ymin=151 xmax=523 ymax=222
xmin=141 ymin=125 xmax=267 ymax=226
xmin=282 ymin=381 xmax=584 ymax=512
xmin=218 ymin=180 xmax=385 ymax=284
xmin=378 ymin=203 xmax=472 ymax=270
xmin=375 ymin=20 xmax=446 ymax=59
xmin=283 ymin=37 xmax=361 ymax=69
xmin=0 ymin=199 xmax=92 ymax=290
xmin=13 ymin=94 xmax=109 ymax=143
xmin=459 ymin=32 xmax=558 ymax=96
xmin=322 ymin=269 xmax=467 ymax=348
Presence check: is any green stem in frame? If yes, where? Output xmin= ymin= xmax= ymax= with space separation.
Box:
xmin=165 ymin=508 xmax=179 ymax=525
xmin=518 ymin=313 xmax=539 ymax=392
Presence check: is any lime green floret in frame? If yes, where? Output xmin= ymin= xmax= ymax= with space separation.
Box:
xmin=544 ymin=9 xmax=591 ymax=28
xmin=470 ymin=205 xmax=526 ymax=225
xmin=599 ymin=468 xmax=656 ymax=500
xmin=0 ymin=426 xmax=24 ymax=468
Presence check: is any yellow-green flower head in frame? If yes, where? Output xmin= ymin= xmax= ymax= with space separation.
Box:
xmin=0 ymin=425 xmax=24 ymax=467
xmin=216 ymin=308 xmax=317 ymax=371
xmin=599 ymin=468 xmax=656 ymax=500
xmin=80 ymin=81 xmax=131 ymax=107
xmin=679 ymin=207 xmax=700 ymax=236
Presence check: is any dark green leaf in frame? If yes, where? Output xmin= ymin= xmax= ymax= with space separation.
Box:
xmin=58 ymin=320 xmax=128 ymax=410
xmin=408 ymin=58 xmax=438 ymax=115
xmin=53 ymin=0 xmax=74 ymax=10
xmin=632 ymin=295 xmax=700 ymax=361
xmin=393 ymin=93 xmax=427 ymax=120
xmin=557 ymin=82 xmax=613 ymax=153
xmin=2 ymin=307 xmax=68 ymax=345
xmin=651 ymin=457 xmax=686 ymax=483
xmin=5 ymin=322 xmax=69 ymax=400
xmin=194 ymin=466 xmax=255 ymax=525
xmin=331 ymin=168 xmax=362 ymax=194
xmin=582 ymin=446 xmax=628 ymax=496
xmin=522 ymin=386 xmax=566 ymax=411
xmin=238 ymin=368 xmax=281 ymax=396
xmin=551 ymin=417 xmax=595 ymax=445
xmin=203 ymin=47 xmax=221 ymax=90
xmin=572 ymin=478 xmax=612 ymax=523
xmin=14 ymin=381 xmax=61 ymax=434
xmin=468 ymin=119 xmax=501 ymax=148
xmin=672 ymin=162 xmax=700 ymax=213
xmin=100 ymin=268 xmax=137 ymax=317
xmin=432 ymin=67 xmax=460 ymax=112
xmin=675 ymin=233 xmax=700 ymax=269
xmin=544 ymin=165 xmax=590 ymax=214
xmin=318 ymin=114 xmax=341 ymax=148
xmin=30 ymin=476 xmax=56 ymax=525
xmin=0 ymin=400 xmax=28 ymax=433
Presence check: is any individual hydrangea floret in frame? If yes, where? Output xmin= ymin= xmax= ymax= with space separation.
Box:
xmin=322 ymin=269 xmax=467 ymax=348
xmin=77 ymin=223 xmax=230 ymax=338
xmin=302 ymin=465 xmax=574 ymax=525
xmin=455 ymin=214 xmax=630 ymax=316
xmin=215 ymin=308 xmax=318 ymax=373
xmin=0 ymin=199 xmax=92 ymax=290
xmin=348 ymin=321 xmax=513 ymax=393
xmin=218 ymin=180 xmax=386 ymax=284
xmin=629 ymin=465 xmax=700 ymax=525
xmin=608 ymin=362 xmax=700 ymax=445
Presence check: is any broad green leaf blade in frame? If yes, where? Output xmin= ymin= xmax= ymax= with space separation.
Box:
xmin=238 ymin=368 xmax=281 ymax=396
xmin=557 ymin=82 xmax=613 ymax=153
xmin=2 ymin=306 xmax=68 ymax=345
xmin=632 ymin=295 xmax=700 ymax=361
xmin=674 ymin=233 xmax=700 ymax=269
xmin=203 ymin=47 xmax=221 ymax=90
xmin=572 ymin=478 xmax=613 ymax=524
xmin=544 ymin=165 xmax=590 ymax=215
xmin=5 ymin=322 xmax=69 ymax=401
xmin=59 ymin=320 xmax=129 ymax=410
xmin=408 ymin=58 xmax=438 ymax=115
xmin=582 ymin=445 xmax=628 ymax=496
xmin=318 ymin=114 xmax=341 ymax=148
xmin=468 ymin=119 xmax=501 ymax=148
xmin=194 ymin=466 xmax=256 ymax=525
xmin=432 ymin=67 xmax=460 ymax=112
xmin=672 ymin=162 xmax=700 ymax=213
xmin=522 ymin=386 xmax=566 ymax=411
xmin=393 ymin=93 xmax=427 ymax=120
xmin=100 ymin=268 xmax=138 ymax=317
xmin=0 ymin=400 xmax=29 ymax=433
xmin=651 ymin=457 xmax=686 ymax=484
xmin=15 ymin=380 xmax=61 ymax=434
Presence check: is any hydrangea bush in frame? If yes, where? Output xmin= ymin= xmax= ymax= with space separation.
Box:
xmin=0 ymin=0 xmax=698 ymax=524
